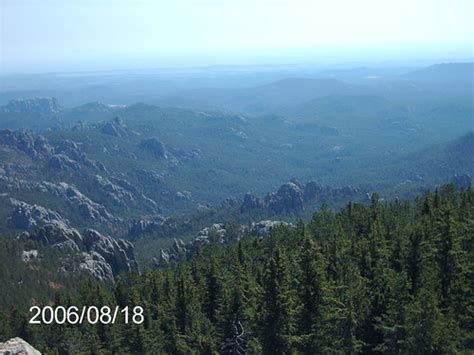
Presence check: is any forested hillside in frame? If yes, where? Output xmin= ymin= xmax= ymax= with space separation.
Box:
xmin=1 ymin=184 xmax=472 ymax=354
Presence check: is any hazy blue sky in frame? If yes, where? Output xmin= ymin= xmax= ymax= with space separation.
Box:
xmin=1 ymin=0 xmax=473 ymax=73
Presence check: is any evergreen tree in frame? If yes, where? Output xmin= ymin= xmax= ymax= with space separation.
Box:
xmin=296 ymin=236 xmax=327 ymax=353
xmin=261 ymin=248 xmax=295 ymax=354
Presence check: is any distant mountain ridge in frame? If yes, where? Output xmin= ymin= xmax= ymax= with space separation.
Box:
xmin=290 ymin=94 xmax=392 ymax=118
xmin=163 ymin=78 xmax=363 ymax=114
xmin=402 ymin=62 xmax=474 ymax=83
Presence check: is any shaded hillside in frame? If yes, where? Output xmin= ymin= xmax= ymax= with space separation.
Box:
xmin=403 ymin=131 xmax=474 ymax=176
xmin=354 ymin=132 xmax=474 ymax=193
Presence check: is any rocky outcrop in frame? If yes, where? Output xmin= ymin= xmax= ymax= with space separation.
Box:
xmin=303 ymin=181 xmax=324 ymax=201
xmin=155 ymin=239 xmax=187 ymax=266
xmin=265 ymin=182 xmax=304 ymax=214
xmin=154 ymin=219 xmax=292 ymax=267
xmin=94 ymin=175 xmax=134 ymax=204
xmin=128 ymin=216 xmax=189 ymax=240
xmin=333 ymin=185 xmax=359 ymax=198
xmin=21 ymin=249 xmax=39 ymax=262
xmin=169 ymin=147 xmax=201 ymax=161
xmin=83 ymin=229 xmax=138 ymax=275
xmin=101 ymin=117 xmax=129 ymax=138
xmin=136 ymin=169 xmax=164 ymax=185
xmin=48 ymin=154 xmax=81 ymax=171
xmin=54 ymin=139 xmax=105 ymax=171
xmin=241 ymin=182 xmax=308 ymax=214
xmin=1 ymin=97 xmax=62 ymax=114
xmin=249 ymin=220 xmax=292 ymax=237
xmin=42 ymin=182 xmax=117 ymax=223
xmin=9 ymin=199 xmax=67 ymax=230
xmin=0 ymin=337 xmax=41 ymax=355
xmin=1 ymin=179 xmax=118 ymax=224
xmin=110 ymin=176 xmax=138 ymax=193
xmin=93 ymin=175 xmax=157 ymax=211
xmin=79 ymin=251 xmax=114 ymax=281
xmin=0 ymin=129 xmax=54 ymax=158
xmin=195 ymin=223 xmax=228 ymax=245
xmin=55 ymin=139 xmax=86 ymax=162
xmin=139 ymin=137 xmax=167 ymax=159
xmin=101 ymin=122 xmax=120 ymax=137
xmin=0 ymin=130 xmax=106 ymax=173
xmin=240 ymin=192 xmax=264 ymax=212
xmin=57 ymin=140 xmax=106 ymax=172
xmin=239 ymin=180 xmax=363 ymax=215
xmin=194 ymin=220 xmax=287 ymax=245
xmin=129 ymin=219 xmax=154 ymax=239
xmin=20 ymin=223 xmax=137 ymax=281
xmin=222 ymin=196 xmax=240 ymax=208
xmin=21 ymin=224 xmax=84 ymax=252
xmin=175 ymin=191 xmax=192 ymax=201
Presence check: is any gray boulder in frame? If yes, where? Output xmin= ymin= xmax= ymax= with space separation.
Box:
xmin=21 ymin=249 xmax=39 ymax=262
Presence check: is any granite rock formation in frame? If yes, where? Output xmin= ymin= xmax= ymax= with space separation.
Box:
xmin=1 ymin=97 xmax=62 ymax=114
xmin=19 ymin=223 xmax=137 ymax=281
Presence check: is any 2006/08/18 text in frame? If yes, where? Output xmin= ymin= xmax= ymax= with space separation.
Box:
xmin=29 ymin=306 xmax=144 ymax=325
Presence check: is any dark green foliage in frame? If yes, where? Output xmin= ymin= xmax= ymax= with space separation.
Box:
xmin=1 ymin=185 xmax=472 ymax=353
